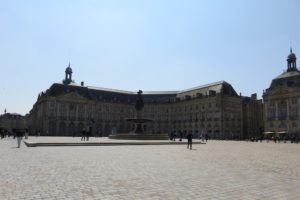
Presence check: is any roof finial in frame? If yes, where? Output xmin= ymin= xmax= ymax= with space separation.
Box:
xmin=290 ymin=47 xmax=293 ymax=54
xmin=68 ymin=62 xmax=70 ymax=68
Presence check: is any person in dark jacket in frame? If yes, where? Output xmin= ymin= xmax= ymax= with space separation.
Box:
xmin=16 ymin=129 xmax=24 ymax=148
xmin=187 ymin=132 xmax=193 ymax=150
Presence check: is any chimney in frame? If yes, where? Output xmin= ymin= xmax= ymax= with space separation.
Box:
xmin=81 ymin=81 xmax=84 ymax=86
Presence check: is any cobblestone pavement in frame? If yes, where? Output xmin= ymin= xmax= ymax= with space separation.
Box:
xmin=0 ymin=137 xmax=299 ymax=200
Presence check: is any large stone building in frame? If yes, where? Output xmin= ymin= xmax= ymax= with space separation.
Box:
xmin=242 ymin=94 xmax=264 ymax=139
xmin=0 ymin=111 xmax=25 ymax=133
xmin=27 ymin=66 xmax=263 ymax=139
xmin=263 ymin=49 xmax=300 ymax=137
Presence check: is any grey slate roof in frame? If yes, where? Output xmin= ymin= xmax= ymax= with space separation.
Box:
xmin=269 ymin=70 xmax=300 ymax=90
xmin=275 ymin=70 xmax=300 ymax=79
xmin=45 ymin=80 xmax=238 ymax=103
xmin=178 ymin=81 xmax=238 ymax=97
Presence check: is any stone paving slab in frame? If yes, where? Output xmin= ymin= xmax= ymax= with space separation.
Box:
xmin=23 ymin=137 xmax=205 ymax=147
xmin=0 ymin=137 xmax=299 ymax=200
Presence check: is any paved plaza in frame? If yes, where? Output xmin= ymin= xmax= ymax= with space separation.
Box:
xmin=0 ymin=137 xmax=299 ymax=200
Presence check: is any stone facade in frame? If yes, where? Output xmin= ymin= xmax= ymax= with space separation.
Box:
xmin=242 ymin=94 xmax=264 ymax=138
xmin=26 ymin=67 xmax=263 ymax=139
xmin=263 ymin=49 xmax=300 ymax=137
xmin=0 ymin=112 xmax=25 ymax=133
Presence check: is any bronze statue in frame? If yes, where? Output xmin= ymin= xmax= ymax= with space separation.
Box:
xmin=135 ymin=90 xmax=144 ymax=111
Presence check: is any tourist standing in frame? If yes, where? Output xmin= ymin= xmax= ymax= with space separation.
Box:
xmin=16 ymin=129 xmax=24 ymax=148
xmin=205 ymin=134 xmax=209 ymax=142
xmin=187 ymin=132 xmax=193 ymax=150
xmin=81 ymin=128 xmax=86 ymax=141
xmin=0 ymin=129 xmax=4 ymax=139
xmin=173 ymin=131 xmax=177 ymax=141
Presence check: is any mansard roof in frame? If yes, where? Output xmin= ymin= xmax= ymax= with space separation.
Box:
xmin=45 ymin=80 xmax=238 ymax=103
xmin=275 ymin=70 xmax=300 ymax=79
xmin=179 ymin=81 xmax=238 ymax=97
xmin=46 ymin=83 xmax=178 ymax=103
xmin=266 ymin=49 xmax=300 ymax=91
xmin=269 ymin=70 xmax=300 ymax=90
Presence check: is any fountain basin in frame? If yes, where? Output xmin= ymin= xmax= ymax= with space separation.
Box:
xmin=108 ymin=133 xmax=169 ymax=140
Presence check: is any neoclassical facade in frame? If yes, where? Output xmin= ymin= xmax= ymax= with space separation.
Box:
xmin=263 ymin=49 xmax=300 ymax=136
xmin=27 ymin=66 xmax=262 ymax=139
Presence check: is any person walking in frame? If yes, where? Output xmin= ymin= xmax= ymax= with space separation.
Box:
xmin=173 ymin=131 xmax=176 ymax=141
xmin=0 ymin=129 xmax=4 ymax=139
xmin=81 ymin=127 xmax=86 ymax=141
xmin=86 ymin=126 xmax=92 ymax=141
xmin=16 ymin=129 xmax=24 ymax=148
xmin=187 ymin=131 xmax=193 ymax=150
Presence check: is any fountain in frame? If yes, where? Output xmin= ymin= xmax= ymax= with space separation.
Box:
xmin=109 ymin=90 xmax=169 ymax=140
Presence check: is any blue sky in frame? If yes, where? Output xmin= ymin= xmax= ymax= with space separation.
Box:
xmin=0 ymin=0 xmax=299 ymax=115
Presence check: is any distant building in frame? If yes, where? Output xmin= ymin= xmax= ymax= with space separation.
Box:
xmin=27 ymin=65 xmax=263 ymax=139
xmin=0 ymin=112 xmax=25 ymax=133
xmin=263 ymin=49 xmax=300 ymax=137
xmin=242 ymin=94 xmax=264 ymax=139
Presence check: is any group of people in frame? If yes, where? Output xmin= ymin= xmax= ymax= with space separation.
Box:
xmin=169 ymin=131 xmax=183 ymax=141
xmin=0 ymin=128 xmax=26 ymax=148
xmin=169 ymin=131 xmax=210 ymax=150
xmin=264 ymin=135 xmax=299 ymax=143
xmin=1 ymin=129 xmax=13 ymax=139
xmin=81 ymin=127 xmax=92 ymax=141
